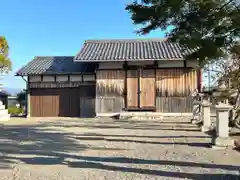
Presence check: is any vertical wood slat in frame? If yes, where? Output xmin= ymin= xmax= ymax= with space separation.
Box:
xmin=96 ymin=97 xmax=124 ymax=113
xmin=156 ymin=97 xmax=193 ymax=112
xmin=156 ymin=68 xmax=196 ymax=113
xmin=127 ymin=70 xmax=138 ymax=108
xmin=96 ymin=70 xmax=125 ymax=97
xmin=80 ymin=98 xmax=95 ymax=117
xmin=156 ymin=68 xmax=197 ymax=96
xmin=140 ymin=69 xmax=155 ymax=108
xmin=96 ymin=70 xmax=125 ymax=113
xmin=30 ymin=86 xmax=96 ymax=117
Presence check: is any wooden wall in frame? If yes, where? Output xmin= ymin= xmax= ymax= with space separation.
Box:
xmin=96 ymin=67 xmax=197 ymax=113
xmin=96 ymin=70 xmax=125 ymax=113
xmin=156 ymin=97 xmax=193 ymax=112
xmin=156 ymin=68 xmax=197 ymax=97
xmin=30 ymin=86 xmax=96 ymax=117
xmin=156 ymin=68 xmax=197 ymax=112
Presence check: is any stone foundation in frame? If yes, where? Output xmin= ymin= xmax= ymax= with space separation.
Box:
xmin=0 ymin=101 xmax=10 ymax=121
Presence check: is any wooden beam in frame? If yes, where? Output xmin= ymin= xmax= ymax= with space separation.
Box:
xmin=29 ymin=81 xmax=95 ymax=89
xmin=124 ymin=61 xmax=127 ymax=109
xmin=184 ymin=60 xmax=187 ymax=68
xmin=138 ymin=68 xmax=141 ymax=108
xmin=27 ymin=76 xmax=31 ymax=118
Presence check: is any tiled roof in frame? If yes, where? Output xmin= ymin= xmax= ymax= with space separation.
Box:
xmin=16 ymin=56 xmax=96 ymax=76
xmin=75 ymin=39 xmax=195 ymax=61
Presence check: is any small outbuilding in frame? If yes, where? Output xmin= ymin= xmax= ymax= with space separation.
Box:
xmin=16 ymin=56 xmax=96 ymax=117
xmin=16 ymin=38 xmax=202 ymax=117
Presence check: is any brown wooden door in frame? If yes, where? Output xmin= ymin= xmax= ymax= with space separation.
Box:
xmin=30 ymin=88 xmax=81 ymax=117
xmin=126 ymin=70 xmax=138 ymax=109
xmin=31 ymin=89 xmax=60 ymax=117
xmin=140 ymin=69 xmax=156 ymax=109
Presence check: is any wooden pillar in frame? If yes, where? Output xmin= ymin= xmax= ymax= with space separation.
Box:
xmin=27 ymin=77 xmax=31 ymax=118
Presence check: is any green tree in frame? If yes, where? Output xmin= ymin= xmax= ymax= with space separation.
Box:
xmin=213 ymin=43 xmax=240 ymax=91
xmin=0 ymin=36 xmax=12 ymax=73
xmin=16 ymin=90 xmax=26 ymax=104
xmin=126 ymin=0 xmax=240 ymax=66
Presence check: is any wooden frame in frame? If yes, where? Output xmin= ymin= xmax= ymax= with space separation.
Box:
xmin=122 ymin=62 xmax=157 ymax=111
xmin=95 ymin=60 xmax=199 ymax=113
xmin=28 ymin=73 xmax=96 ymax=89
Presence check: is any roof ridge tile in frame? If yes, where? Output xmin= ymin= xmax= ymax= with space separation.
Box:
xmin=85 ymin=38 xmax=168 ymax=43
xmin=75 ymin=38 xmax=195 ymax=61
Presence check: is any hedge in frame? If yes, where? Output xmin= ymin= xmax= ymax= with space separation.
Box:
xmin=8 ymin=106 xmax=24 ymax=114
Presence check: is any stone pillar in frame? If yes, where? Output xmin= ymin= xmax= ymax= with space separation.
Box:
xmin=191 ymin=100 xmax=201 ymax=123
xmin=213 ymin=103 xmax=234 ymax=148
xmin=0 ymin=100 xmax=10 ymax=121
xmin=201 ymin=100 xmax=212 ymax=132
xmin=191 ymin=89 xmax=203 ymax=124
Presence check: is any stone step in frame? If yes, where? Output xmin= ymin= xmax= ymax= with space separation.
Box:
xmin=120 ymin=112 xmax=164 ymax=120
xmin=128 ymin=116 xmax=163 ymax=120
xmin=97 ymin=112 xmax=192 ymax=119
xmin=121 ymin=112 xmax=162 ymax=116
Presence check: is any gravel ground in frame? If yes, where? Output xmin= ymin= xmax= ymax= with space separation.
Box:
xmin=0 ymin=117 xmax=239 ymax=180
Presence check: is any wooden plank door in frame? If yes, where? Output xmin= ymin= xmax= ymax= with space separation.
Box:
xmin=30 ymin=89 xmax=60 ymax=117
xmin=126 ymin=70 xmax=139 ymax=109
xmin=140 ymin=69 xmax=156 ymax=109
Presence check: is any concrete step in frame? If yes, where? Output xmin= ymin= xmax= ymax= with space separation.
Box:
xmin=96 ymin=112 xmax=193 ymax=120
xmin=120 ymin=112 xmax=164 ymax=120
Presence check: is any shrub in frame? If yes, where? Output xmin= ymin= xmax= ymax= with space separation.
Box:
xmin=8 ymin=106 xmax=24 ymax=114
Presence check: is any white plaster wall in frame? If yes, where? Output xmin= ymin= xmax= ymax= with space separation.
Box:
xmin=56 ymin=75 xmax=68 ymax=82
xmin=127 ymin=61 xmax=154 ymax=66
xmin=83 ymin=75 xmax=95 ymax=81
xmin=42 ymin=75 xmax=55 ymax=82
xmin=70 ymin=75 xmax=82 ymax=82
xmin=29 ymin=76 xmax=41 ymax=82
xmin=158 ymin=60 xmax=184 ymax=68
xmin=98 ymin=62 xmax=123 ymax=69
xmin=98 ymin=60 xmax=198 ymax=69
xmin=157 ymin=60 xmax=198 ymax=68
xmin=186 ymin=60 xmax=198 ymax=68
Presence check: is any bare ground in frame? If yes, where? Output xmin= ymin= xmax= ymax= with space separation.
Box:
xmin=0 ymin=117 xmax=239 ymax=180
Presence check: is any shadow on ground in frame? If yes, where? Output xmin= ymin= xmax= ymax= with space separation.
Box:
xmin=43 ymin=118 xmax=201 ymax=132
xmin=0 ymin=118 xmax=239 ymax=179
xmin=68 ymin=160 xmax=240 ymax=180
xmin=0 ymin=122 xmax=124 ymax=169
xmin=74 ymin=135 xmax=211 ymax=148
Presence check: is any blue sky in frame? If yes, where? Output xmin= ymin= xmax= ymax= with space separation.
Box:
xmin=1 ymin=0 xmax=209 ymax=90
xmin=1 ymin=0 xmax=170 ymax=89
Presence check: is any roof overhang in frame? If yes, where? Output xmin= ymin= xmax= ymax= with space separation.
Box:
xmin=74 ymin=58 xmax=185 ymax=62
xmin=74 ymin=38 xmax=194 ymax=62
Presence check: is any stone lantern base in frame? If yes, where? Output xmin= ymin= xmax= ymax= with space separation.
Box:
xmin=212 ymin=137 xmax=235 ymax=149
xmin=211 ymin=103 xmax=235 ymax=149
xmin=0 ymin=101 xmax=10 ymax=121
